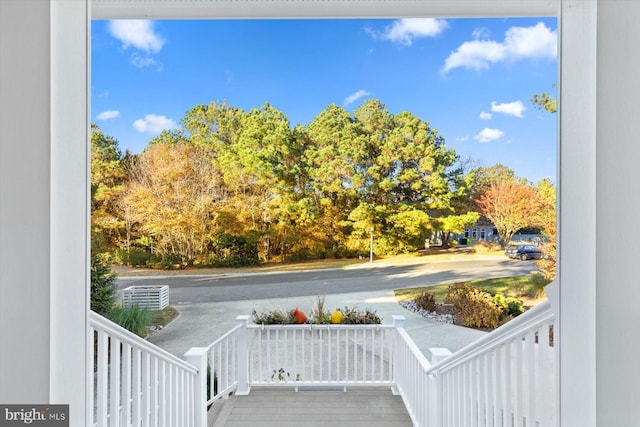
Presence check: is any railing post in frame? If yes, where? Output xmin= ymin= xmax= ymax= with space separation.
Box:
xmin=429 ymin=373 xmax=441 ymax=427
xmin=185 ymin=347 xmax=208 ymax=427
xmin=428 ymin=348 xmax=451 ymax=427
xmin=235 ymin=315 xmax=251 ymax=395
xmin=430 ymin=347 xmax=452 ymax=365
xmin=391 ymin=315 xmax=406 ymax=395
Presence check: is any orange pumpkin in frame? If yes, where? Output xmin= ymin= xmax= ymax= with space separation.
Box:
xmin=293 ymin=308 xmax=307 ymax=324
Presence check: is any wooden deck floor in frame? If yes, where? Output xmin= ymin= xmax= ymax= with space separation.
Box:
xmin=208 ymin=387 xmax=413 ymax=427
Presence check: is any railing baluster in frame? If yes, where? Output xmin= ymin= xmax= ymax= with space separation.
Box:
xmin=482 ymin=353 xmax=490 ymax=427
xmin=122 ymin=343 xmax=132 ymax=427
xmin=132 ymin=348 xmax=141 ymax=427
xmin=89 ymin=328 xmax=96 ymax=427
xmin=149 ymin=356 xmax=158 ymax=427
xmin=108 ymin=337 xmax=121 ymax=427
xmin=494 ymin=346 xmax=502 ymax=427
xmin=364 ymin=329 xmax=368 ymax=382
xmin=141 ymin=352 xmax=150 ymax=427
xmin=96 ymin=330 xmax=108 ymax=427
xmin=526 ymin=330 xmax=537 ymax=426
xmin=158 ymin=360 xmax=166 ymax=427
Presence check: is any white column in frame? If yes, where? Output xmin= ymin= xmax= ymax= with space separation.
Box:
xmin=0 ymin=0 xmax=52 ymax=403
xmin=49 ymin=4 xmax=90 ymax=427
xmin=559 ymin=1 xmax=598 ymax=425
xmin=595 ymin=1 xmax=640 ymax=424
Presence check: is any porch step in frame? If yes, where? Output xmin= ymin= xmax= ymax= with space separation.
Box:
xmin=208 ymin=394 xmax=238 ymax=427
xmin=209 ymin=387 xmax=413 ymax=427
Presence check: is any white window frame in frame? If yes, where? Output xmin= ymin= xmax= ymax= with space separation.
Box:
xmin=51 ymin=1 xmax=598 ymax=426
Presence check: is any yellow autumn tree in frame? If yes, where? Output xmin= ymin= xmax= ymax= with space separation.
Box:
xmin=124 ymin=142 xmax=223 ymax=266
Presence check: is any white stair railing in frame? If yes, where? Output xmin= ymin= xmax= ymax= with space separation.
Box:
xmin=187 ymin=302 xmax=557 ymax=427
xmin=426 ymin=300 xmax=557 ymax=427
xmin=90 ymin=311 xmax=201 ymax=427
xmin=203 ymin=321 xmax=242 ymax=404
xmin=391 ymin=315 xmax=436 ymax=427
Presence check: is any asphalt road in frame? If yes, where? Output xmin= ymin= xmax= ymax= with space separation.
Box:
xmin=116 ymin=257 xmax=537 ymax=305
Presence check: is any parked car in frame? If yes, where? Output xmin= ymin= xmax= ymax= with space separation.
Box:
xmin=506 ymin=244 xmax=543 ymax=261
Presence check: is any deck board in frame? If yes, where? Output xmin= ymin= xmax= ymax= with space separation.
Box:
xmin=209 ymin=388 xmax=413 ymax=426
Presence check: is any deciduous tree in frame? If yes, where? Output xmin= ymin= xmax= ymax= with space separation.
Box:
xmin=476 ymin=179 xmax=543 ymax=247
xmin=535 ymin=178 xmax=557 ymax=280
xmin=124 ymin=142 xmax=223 ymax=265
xmin=434 ymin=212 xmax=480 ymax=247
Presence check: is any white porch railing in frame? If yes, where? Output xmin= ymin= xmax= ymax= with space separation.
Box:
xmin=200 ymin=302 xmax=557 ymax=427
xmin=90 ymin=311 xmax=200 ymax=427
xmin=91 ymin=299 xmax=557 ymax=427
xmin=245 ymin=318 xmax=395 ymax=388
xmin=425 ymin=300 xmax=557 ymax=427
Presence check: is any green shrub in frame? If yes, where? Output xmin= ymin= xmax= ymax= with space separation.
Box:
xmin=90 ymin=253 xmax=117 ymax=316
xmin=506 ymin=297 xmax=525 ymax=317
xmin=492 ymin=292 xmax=509 ymax=320
xmin=109 ymin=305 xmax=150 ymax=337
xmin=529 ymin=272 xmax=551 ymax=298
xmin=493 ymin=292 xmax=525 ymax=320
xmin=114 ymin=246 xmax=154 ymax=267
xmin=211 ymin=234 xmax=260 ymax=267
xmin=414 ymin=292 xmax=437 ymax=312
xmin=160 ymin=253 xmax=184 ymax=269
xmin=445 ymin=283 xmax=502 ymax=329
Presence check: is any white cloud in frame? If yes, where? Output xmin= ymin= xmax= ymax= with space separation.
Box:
xmin=474 ymin=128 xmax=504 ymax=143
xmin=96 ymin=110 xmax=120 ymax=121
xmin=108 ymin=20 xmax=164 ymax=54
xmin=133 ymin=114 xmax=177 ymax=134
xmin=131 ymin=55 xmax=158 ymax=68
xmin=472 ymin=27 xmax=491 ymax=40
xmin=479 ymin=112 xmax=492 ymax=120
xmin=491 ymin=100 xmax=527 ymax=118
xmin=369 ymin=18 xmax=448 ymax=46
xmin=456 ymin=136 xmax=470 ymax=142
xmin=344 ymin=90 xmax=371 ymax=106
xmin=442 ymin=22 xmax=556 ymax=73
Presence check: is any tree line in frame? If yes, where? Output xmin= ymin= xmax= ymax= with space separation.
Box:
xmin=91 ymin=98 xmax=555 ymax=278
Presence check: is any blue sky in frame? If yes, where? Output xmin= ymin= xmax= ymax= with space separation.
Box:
xmin=92 ymin=18 xmax=557 ymax=183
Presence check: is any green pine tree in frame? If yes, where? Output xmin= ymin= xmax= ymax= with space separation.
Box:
xmin=90 ymin=254 xmax=117 ymax=316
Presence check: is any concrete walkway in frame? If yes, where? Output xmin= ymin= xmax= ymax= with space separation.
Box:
xmin=148 ymin=289 xmax=486 ymax=361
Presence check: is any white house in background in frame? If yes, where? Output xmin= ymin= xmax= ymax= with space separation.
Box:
xmin=462 ymin=217 xmax=499 ymax=244
xmin=2 ymin=1 xmax=639 ymax=426
xmin=459 ymin=218 xmax=545 ymax=246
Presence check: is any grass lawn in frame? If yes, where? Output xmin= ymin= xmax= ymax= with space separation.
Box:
xmin=394 ymin=274 xmax=549 ymax=308
xmin=145 ymin=306 xmax=179 ymax=336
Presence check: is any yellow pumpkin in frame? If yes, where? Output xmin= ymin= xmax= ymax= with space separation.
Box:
xmin=330 ymin=309 xmax=343 ymax=324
